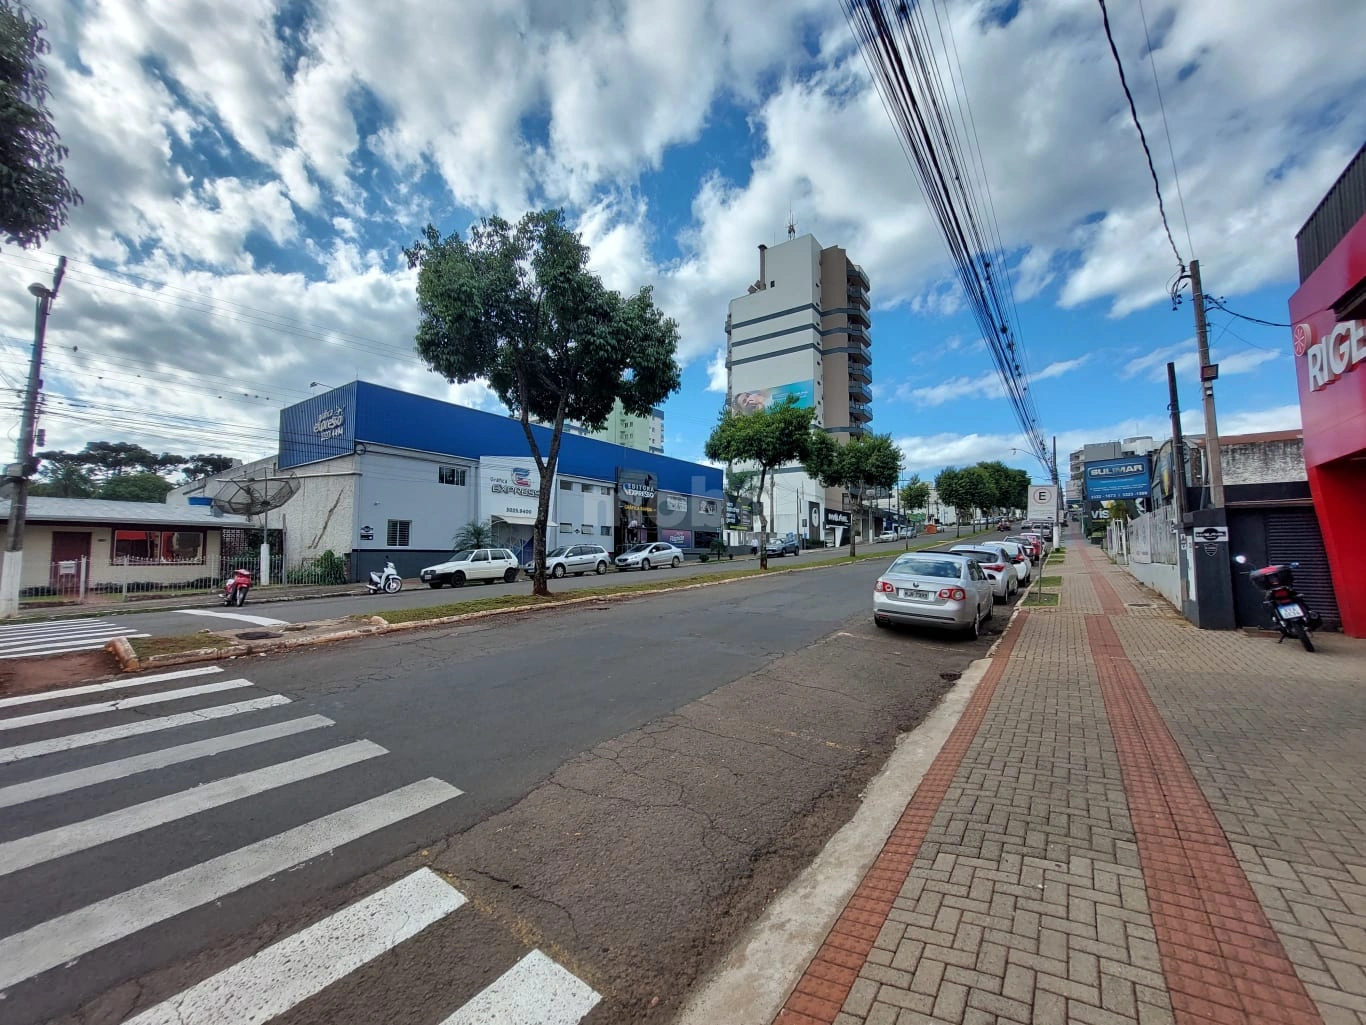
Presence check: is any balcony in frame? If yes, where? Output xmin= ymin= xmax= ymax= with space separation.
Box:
xmin=846 ymin=284 xmax=870 ymax=309
xmin=848 ymin=363 xmax=871 ymax=384
xmin=850 ymin=401 xmax=873 ymax=423
xmin=848 ymin=343 xmax=871 ymax=366
xmin=846 ymin=262 xmax=870 ymax=289
xmin=849 ymin=381 xmax=872 ymax=404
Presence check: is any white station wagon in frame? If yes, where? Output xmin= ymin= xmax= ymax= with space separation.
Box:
xmin=420 ymin=548 xmax=521 ymax=588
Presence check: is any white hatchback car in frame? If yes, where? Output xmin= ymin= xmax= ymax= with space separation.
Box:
xmin=949 ymin=545 xmax=1019 ymax=602
xmin=873 ymin=551 xmax=994 ymax=638
xmin=530 ymin=544 xmax=612 ymax=578
xmin=614 ymin=541 xmax=683 ymax=570
xmin=420 ymin=548 xmax=521 ymax=588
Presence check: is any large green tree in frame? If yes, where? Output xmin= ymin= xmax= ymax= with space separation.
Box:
xmin=181 ymin=453 xmax=236 ymax=482
xmin=37 ymin=441 xmax=187 ymax=481
xmin=98 ymin=471 xmax=173 ymax=503
xmin=898 ymin=474 xmax=930 ymax=517
xmin=30 ymin=456 xmax=95 ymax=497
xmin=934 ymin=466 xmax=965 ymax=536
xmin=406 ymin=210 xmax=681 ymax=596
xmin=805 ymin=431 xmax=903 ymax=557
xmin=1 ymin=1 xmax=81 ymax=248
xmin=705 ymin=396 xmax=814 ymax=570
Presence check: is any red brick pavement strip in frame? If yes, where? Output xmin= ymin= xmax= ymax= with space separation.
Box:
xmin=1083 ymin=558 xmax=1324 ymax=1025
xmin=770 ymin=610 xmax=1031 ymax=1025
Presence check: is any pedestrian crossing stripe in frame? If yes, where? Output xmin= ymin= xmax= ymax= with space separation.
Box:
xmin=0 ymin=618 xmax=147 ymax=660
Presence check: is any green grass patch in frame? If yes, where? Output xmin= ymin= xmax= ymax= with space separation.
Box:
xmin=131 ymin=633 xmax=235 ymax=659
xmin=1040 ymin=575 xmax=1063 ymax=588
xmin=1022 ymin=591 xmax=1060 ymax=607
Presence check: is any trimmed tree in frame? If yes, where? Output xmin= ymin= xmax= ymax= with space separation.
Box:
xmin=805 ymin=431 xmax=903 ymax=557
xmin=898 ymin=474 xmax=930 ymax=519
xmin=1 ymin=1 xmax=82 ymax=248
xmin=934 ymin=466 xmax=965 ymax=536
xmin=406 ymin=210 xmax=680 ymax=596
xmin=704 ymin=396 xmax=814 ymax=570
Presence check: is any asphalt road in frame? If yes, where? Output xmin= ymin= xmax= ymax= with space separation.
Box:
xmin=0 ymin=549 xmax=1017 ymax=1025
xmin=20 ymin=535 xmax=977 ymax=641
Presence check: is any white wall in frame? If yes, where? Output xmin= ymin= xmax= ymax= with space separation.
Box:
xmin=1126 ymin=559 xmax=1182 ymax=610
xmin=354 ymin=449 xmax=478 ymax=554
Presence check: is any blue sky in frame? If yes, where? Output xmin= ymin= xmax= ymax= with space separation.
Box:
xmin=2 ymin=0 xmax=1364 ymax=483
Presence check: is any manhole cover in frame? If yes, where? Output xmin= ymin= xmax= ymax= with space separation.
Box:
xmin=1126 ymin=602 xmax=1153 ymax=608
xmin=235 ymin=631 xmax=283 ymax=640
xmin=940 ymin=671 xmax=962 ymax=682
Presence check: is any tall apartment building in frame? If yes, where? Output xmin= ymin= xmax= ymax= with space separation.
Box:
xmin=520 ymin=399 xmax=664 ymax=455
xmin=725 ymin=233 xmax=872 ymax=543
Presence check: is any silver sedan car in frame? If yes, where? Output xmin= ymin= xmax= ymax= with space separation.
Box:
xmin=873 ymin=551 xmax=995 ymax=638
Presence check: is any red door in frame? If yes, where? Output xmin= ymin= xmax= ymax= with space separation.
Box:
xmin=50 ymin=531 xmax=92 ymax=594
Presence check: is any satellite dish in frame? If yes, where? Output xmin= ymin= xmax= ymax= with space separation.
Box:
xmin=211 ymin=474 xmax=298 ymax=516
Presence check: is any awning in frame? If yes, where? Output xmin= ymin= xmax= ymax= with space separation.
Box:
xmin=492 ymin=513 xmax=538 ymax=526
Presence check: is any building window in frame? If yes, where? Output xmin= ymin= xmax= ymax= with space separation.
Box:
xmin=438 ymin=466 xmax=466 ymax=486
xmin=580 ymin=483 xmax=593 ymax=492
xmin=560 ymin=480 xmax=574 ymax=490
xmin=111 ymin=529 xmax=206 ymax=565
xmin=600 ymin=525 xmax=612 ymax=536
xmin=600 ymin=485 xmax=612 ymax=495
xmin=581 ymin=524 xmax=593 ymax=535
xmin=558 ymin=521 xmax=573 ymax=533
xmin=386 ymin=520 xmax=411 ymax=547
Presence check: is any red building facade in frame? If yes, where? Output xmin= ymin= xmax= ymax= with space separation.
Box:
xmin=1290 ymin=144 xmax=1366 ymax=636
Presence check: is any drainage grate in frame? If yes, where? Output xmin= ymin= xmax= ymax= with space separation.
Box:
xmin=235 ymin=630 xmax=283 ymax=640
xmin=1126 ymin=602 xmax=1153 ymax=608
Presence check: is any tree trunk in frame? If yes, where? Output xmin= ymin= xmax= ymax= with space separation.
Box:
xmin=757 ymin=467 xmax=769 ymax=571
xmin=516 ymin=400 xmax=567 ymax=599
xmin=848 ymin=499 xmax=858 ymax=558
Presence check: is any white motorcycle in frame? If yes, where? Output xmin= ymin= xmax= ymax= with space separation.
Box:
xmin=367 ymin=560 xmax=403 ymax=595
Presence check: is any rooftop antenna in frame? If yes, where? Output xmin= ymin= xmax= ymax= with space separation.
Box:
xmin=787 ymin=205 xmax=797 ymax=240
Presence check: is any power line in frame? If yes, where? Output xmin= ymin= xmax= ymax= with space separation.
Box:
xmin=1202 ymin=295 xmax=1292 ymax=329
xmin=1136 ymin=0 xmax=1194 ymax=258
xmin=1097 ymin=0 xmax=1185 ymax=273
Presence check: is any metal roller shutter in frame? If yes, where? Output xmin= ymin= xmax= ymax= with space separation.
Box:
xmin=1265 ymin=509 xmax=1341 ymax=630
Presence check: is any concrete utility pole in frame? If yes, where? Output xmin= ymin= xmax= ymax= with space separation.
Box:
xmin=1189 ymin=259 xmax=1224 ymax=508
xmin=1 ymin=257 xmax=68 ymax=618
xmin=1166 ymin=361 xmax=1189 ymax=609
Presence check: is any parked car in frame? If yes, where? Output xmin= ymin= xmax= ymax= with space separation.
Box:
xmin=1005 ymin=534 xmax=1043 ymax=561
xmin=948 ymin=545 xmax=1019 ymax=602
xmin=615 ymin=541 xmax=684 ymax=570
xmin=1020 ymin=531 xmax=1050 ymax=558
xmin=986 ymin=539 xmax=1032 ymax=584
xmin=872 ymin=551 xmax=994 ymax=638
xmin=876 ymin=530 xmax=899 ymax=543
xmin=421 ymin=548 xmax=521 ymax=587
xmin=527 ymin=544 xmax=611 ymax=578
xmin=898 ymin=525 xmax=919 ymax=539
xmin=767 ymin=536 xmax=800 ymax=556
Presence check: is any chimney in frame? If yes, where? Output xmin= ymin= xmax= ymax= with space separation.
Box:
xmin=757 ymin=244 xmax=767 ymax=290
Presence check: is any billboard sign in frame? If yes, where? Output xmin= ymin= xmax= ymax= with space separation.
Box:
xmin=617 ymin=468 xmax=658 ymax=544
xmin=480 ymin=456 xmax=545 ymax=523
xmin=725 ymin=494 xmax=755 ymax=530
xmin=1026 ymin=485 xmax=1057 ymax=523
xmin=662 ymin=529 xmax=693 ymax=548
xmin=730 ymin=379 xmax=815 ymax=415
xmin=1084 ymin=457 xmax=1151 ymax=500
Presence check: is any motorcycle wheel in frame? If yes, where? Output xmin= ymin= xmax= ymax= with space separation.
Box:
xmin=234 ymin=588 xmax=247 ymax=607
xmin=384 ymin=576 xmax=402 ymax=594
xmin=1292 ymin=620 xmax=1315 ymax=652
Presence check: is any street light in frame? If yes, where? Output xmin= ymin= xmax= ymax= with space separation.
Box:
xmin=309 ymin=381 xmax=336 ymax=391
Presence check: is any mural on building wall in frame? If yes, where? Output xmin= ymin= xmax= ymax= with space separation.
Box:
xmin=729 ymin=379 xmax=815 ymax=415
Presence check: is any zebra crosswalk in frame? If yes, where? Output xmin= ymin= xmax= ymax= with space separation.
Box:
xmin=0 ymin=664 xmax=602 ymax=1025
xmin=0 ymin=617 xmax=148 ymax=659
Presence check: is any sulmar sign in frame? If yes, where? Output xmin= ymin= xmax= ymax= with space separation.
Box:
xmin=1084 ymin=457 xmax=1151 ymax=501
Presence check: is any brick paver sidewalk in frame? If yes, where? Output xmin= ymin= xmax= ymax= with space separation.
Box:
xmin=774 ymin=533 xmax=1366 ymax=1025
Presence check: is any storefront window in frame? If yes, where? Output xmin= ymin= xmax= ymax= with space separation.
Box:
xmin=112 ymin=529 xmax=206 ymax=565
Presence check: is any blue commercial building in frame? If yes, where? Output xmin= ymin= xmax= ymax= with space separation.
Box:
xmin=273 ymin=382 xmax=723 ymax=580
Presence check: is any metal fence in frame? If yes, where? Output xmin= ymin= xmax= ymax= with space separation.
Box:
xmin=1124 ymin=506 xmax=1179 ymax=566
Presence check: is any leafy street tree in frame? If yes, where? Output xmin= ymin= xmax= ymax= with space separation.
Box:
xmin=957 ymin=465 xmax=995 ymax=529
xmin=805 ymin=431 xmax=903 ymax=557
xmin=181 ymin=453 xmax=237 ymax=482
xmin=973 ymin=459 xmax=1029 ymax=515
xmin=406 ymin=210 xmax=681 ymax=597
xmin=452 ymin=519 xmax=494 ymax=551
xmin=705 ymin=396 xmax=815 ymax=570
xmin=898 ymin=474 xmax=930 ymax=517
xmin=37 ymin=441 xmax=186 ymax=481
xmin=1 ymin=1 xmax=82 ymax=248
xmin=934 ymin=466 xmax=965 ymax=536
xmin=30 ymin=456 xmax=95 ymax=497
xmin=97 ymin=471 xmax=173 ymax=503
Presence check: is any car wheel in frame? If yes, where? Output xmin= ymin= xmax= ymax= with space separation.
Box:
xmin=984 ymin=599 xmax=994 ymax=621
xmin=596 ymin=561 xmax=607 ymax=575
xmin=671 ymin=556 xmax=680 ymax=568
xmin=452 ymin=572 xmax=465 ymax=587
xmin=965 ymin=608 xmax=981 ymax=639
xmin=428 ymin=581 xmax=444 ymax=589
xmin=642 ymin=559 xmax=652 ymax=571
xmin=503 ymin=568 xmax=518 ymax=583
xmin=552 ymin=563 xmax=566 ymax=578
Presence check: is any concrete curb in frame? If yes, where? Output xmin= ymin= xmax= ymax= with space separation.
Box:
xmin=674 ymin=597 xmax=1032 ymax=1025
xmin=101 ymin=533 xmax=999 ymax=674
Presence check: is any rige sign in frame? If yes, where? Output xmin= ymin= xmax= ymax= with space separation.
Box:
xmin=1296 ymin=319 xmax=1366 ymax=392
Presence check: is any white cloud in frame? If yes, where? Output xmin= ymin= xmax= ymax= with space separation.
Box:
xmin=1124 ymin=339 xmax=1283 ymax=382
xmin=706 ymin=348 xmax=728 ymax=394
xmin=906 ymin=356 xmax=1091 ymax=407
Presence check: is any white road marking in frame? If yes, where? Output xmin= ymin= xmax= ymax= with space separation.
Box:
xmin=0 ymin=665 xmax=223 ymax=710
xmin=0 ymin=777 xmax=463 ymax=991
xmin=122 ymin=869 xmax=467 ymax=1025
xmin=0 ymin=622 xmax=136 ymax=641
xmin=0 ymin=679 xmax=253 ymax=732
xmin=0 ymin=695 xmax=291 ymax=764
xmin=440 ymin=950 xmax=602 ymax=1025
xmin=0 ymin=634 xmax=151 ymax=660
xmin=174 ymin=609 xmax=290 ymax=627
xmin=0 ymin=740 xmax=388 ymax=876
xmin=0 ymin=715 xmax=334 ymax=810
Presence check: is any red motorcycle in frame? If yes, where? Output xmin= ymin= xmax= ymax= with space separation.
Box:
xmin=223 ymin=568 xmax=252 ymax=606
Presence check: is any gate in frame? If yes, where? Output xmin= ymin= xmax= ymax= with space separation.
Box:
xmin=1228 ymin=508 xmax=1341 ymax=630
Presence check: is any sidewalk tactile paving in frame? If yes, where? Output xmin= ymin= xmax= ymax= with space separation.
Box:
xmin=772 ymin=535 xmax=1366 ymax=1025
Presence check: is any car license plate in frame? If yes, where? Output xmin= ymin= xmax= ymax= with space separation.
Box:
xmin=899 ymin=588 xmax=932 ymax=600
xmin=1278 ymin=603 xmax=1305 ymax=620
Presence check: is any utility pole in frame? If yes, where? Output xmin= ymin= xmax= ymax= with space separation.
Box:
xmin=1189 ymin=259 xmax=1224 ymax=507
xmin=1052 ymin=435 xmax=1061 ymax=548
xmin=1166 ymin=361 xmax=1189 ymax=609
xmin=1 ymin=257 xmax=68 ymax=618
